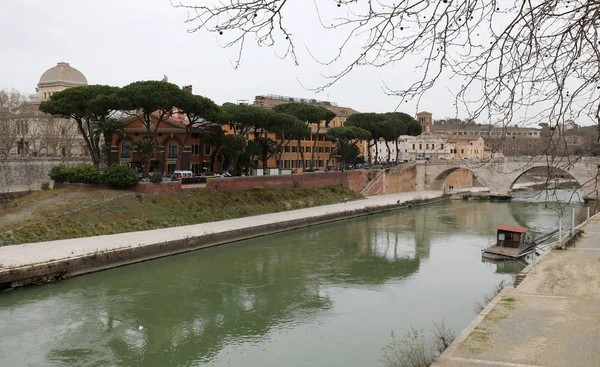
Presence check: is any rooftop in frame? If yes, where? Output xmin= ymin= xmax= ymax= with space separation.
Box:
xmin=496 ymin=224 xmax=528 ymax=233
xmin=38 ymin=62 xmax=88 ymax=87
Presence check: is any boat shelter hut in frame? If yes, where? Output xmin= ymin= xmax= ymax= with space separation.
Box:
xmin=496 ymin=225 xmax=528 ymax=249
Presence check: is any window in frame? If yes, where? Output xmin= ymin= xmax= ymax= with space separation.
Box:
xmin=318 ymin=160 xmax=324 ymax=167
xmin=284 ymin=146 xmax=291 ymax=153
xmin=419 ymin=144 xmax=422 ymax=150
xmin=284 ymin=160 xmax=290 ymax=168
xmin=305 ymin=160 xmax=310 ymax=167
xmin=292 ymin=160 xmax=297 ymax=168
xmin=292 ymin=145 xmax=297 ymax=153
xmin=306 ymin=146 xmax=311 ymax=153
xmin=325 ymin=147 xmax=330 ymax=153
xmin=441 ymin=144 xmax=444 ymax=150
xmin=204 ymin=144 xmax=211 ymax=155
xmin=192 ymin=144 xmax=200 ymax=155
xmin=191 ymin=163 xmax=201 ymax=174
xmin=121 ymin=142 xmax=131 ymax=158
xmin=431 ymin=144 xmax=435 ymax=150
xmin=461 ymin=149 xmax=464 ymax=154
xmin=426 ymin=144 xmax=429 ymax=150
xmin=405 ymin=149 xmax=407 ymax=152
xmin=412 ymin=144 xmax=415 ymax=149
xmin=168 ymin=142 xmax=178 ymax=159
xmin=167 ymin=162 xmax=177 ymax=174
xmin=319 ymin=147 xmax=324 ymax=153
xmin=331 ymin=159 xmax=335 ymax=166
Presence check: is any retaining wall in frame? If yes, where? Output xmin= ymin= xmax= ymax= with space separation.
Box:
xmin=0 ymin=158 xmax=90 ymax=193
xmin=53 ymin=182 xmax=182 ymax=194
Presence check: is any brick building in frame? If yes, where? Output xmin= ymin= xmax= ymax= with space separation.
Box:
xmin=113 ymin=112 xmax=220 ymax=175
xmin=112 ymin=92 xmax=363 ymax=175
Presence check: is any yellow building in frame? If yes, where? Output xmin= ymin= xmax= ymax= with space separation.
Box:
xmin=253 ymin=95 xmax=362 ymax=171
xmin=452 ymin=136 xmax=485 ymax=159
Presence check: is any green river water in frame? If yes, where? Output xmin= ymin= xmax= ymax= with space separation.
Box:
xmin=0 ymin=191 xmax=587 ymax=367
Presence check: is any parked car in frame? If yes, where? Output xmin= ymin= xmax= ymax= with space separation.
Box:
xmin=171 ymin=170 xmax=194 ymax=181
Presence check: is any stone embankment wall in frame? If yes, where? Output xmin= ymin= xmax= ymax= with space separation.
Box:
xmin=0 ymin=158 xmax=90 ymax=193
xmin=52 ymin=171 xmax=381 ymax=195
xmin=53 ymin=182 xmax=182 ymax=194
xmin=206 ymin=170 xmax=381 ymax=192
xmin=39 ymin=164 xmax=474 ymax=197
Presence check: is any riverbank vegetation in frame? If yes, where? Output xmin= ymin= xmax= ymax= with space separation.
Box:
xmin=382 ymin=322 xmax=455 ymax=367
xmin=0 ymin=186 xmax=362 ymax=245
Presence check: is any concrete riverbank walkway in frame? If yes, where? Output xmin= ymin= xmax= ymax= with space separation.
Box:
xmin=433 ymin=218 xmax=600 ymax=367
xmin=0 ymin=190 xmax=467 ymax=275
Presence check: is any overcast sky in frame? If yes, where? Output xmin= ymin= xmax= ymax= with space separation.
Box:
xmin=1 ymin=0 xmax=480 ymax=119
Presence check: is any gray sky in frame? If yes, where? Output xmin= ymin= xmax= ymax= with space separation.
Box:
xmin=0 ymin=0 xmax=471 ymax=118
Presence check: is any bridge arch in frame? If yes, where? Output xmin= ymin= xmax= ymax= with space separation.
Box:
xmin=429 ymin=167 xmax=485 ymax=190
xmin=509 ymin=166 xmax=582 ymax=191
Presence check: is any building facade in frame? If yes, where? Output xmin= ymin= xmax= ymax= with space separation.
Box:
xmin=253 ymin=94 xmax=361 ymax=172
xmin=2 ymin=62 xmax=89 ymax=158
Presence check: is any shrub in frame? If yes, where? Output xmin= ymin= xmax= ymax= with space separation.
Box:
xmin=68 ymin=164 xmax=102 ymax=184
xmin=150 ymin=171 xmax=163 ymax=184
xmin=41 ymin=182 xmax=51 ymax=191
xmin=102 ymin=164 xmax=139 ymax=188
xmin=49 ymin=164 xmax=68 ymax=183
xmin=49 ymin=164 xmax=101 ymax=184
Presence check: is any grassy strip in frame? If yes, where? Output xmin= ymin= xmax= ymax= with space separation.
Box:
xmin=0 ymin=186 xmax=362 ymax=246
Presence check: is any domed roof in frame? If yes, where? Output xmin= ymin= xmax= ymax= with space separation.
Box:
xmin=38 ymin=62 xmax=88 ymax=87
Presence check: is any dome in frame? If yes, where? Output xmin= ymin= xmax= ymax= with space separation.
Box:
xmin=38 ymin=62 xmax=88 ymax=87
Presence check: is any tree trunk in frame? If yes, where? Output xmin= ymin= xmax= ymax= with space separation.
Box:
xmin=366 ymin=141 xmax=372 ymax=167
xmin=395 ymin=140 xmax=400 ymax=162
xmin=373 ymin=138 xmax=379 ymax=165
xmin=234 ymin=154 xmax=240 ymax=176
xmin=298 ymin=140 xmax=306 ymax=171
xmin=75 ymin=119 xmax=100 ymax=166
xmin=385 ymin=140 xmax=391 ymax=163
xmin=310 ymin=125 xmax=320 ymax=170
xmin=142 ymin=154 xmax=150 ymax=178
xmin=103 ymin=132 xmax=112 ymax=167
xmin=177 ymin=126 xmax=192 ymax=170
xmin=262 ymin=158 xmax=268 ymax=176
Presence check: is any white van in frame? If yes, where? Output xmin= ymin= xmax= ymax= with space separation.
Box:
xmin=171 ymin=170 xmax=194 ymax=180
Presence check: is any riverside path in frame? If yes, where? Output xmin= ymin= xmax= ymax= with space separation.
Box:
xmin=433 ymin=217 xmax=600 ymax=367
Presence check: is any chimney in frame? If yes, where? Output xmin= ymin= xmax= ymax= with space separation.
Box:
xmin=182 ymin=85 xmax=193 ymax=94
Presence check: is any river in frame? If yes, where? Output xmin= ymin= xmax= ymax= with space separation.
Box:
xmin=0 ymin=190 xmax=587 ymax=367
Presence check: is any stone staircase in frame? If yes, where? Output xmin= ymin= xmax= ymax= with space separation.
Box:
xmin=514 ymin=272 xmax=527 ymax=287
xmin=360 ymin=170 xmax=385 ymax=196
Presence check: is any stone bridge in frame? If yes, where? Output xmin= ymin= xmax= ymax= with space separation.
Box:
xmin=413 ymin=156 xmax=600 ymax=198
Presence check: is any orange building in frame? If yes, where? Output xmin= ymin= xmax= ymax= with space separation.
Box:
xmin=112 ymin=112 xmax=219 ymax=175
xmin=253 ymin=95 xmax=361 ymax=171
xmin=112 ymin=92 xmax=362 ymax=175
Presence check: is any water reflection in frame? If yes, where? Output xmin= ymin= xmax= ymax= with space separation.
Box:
xmin=0 ymin=193 xmax=586 ymax=367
